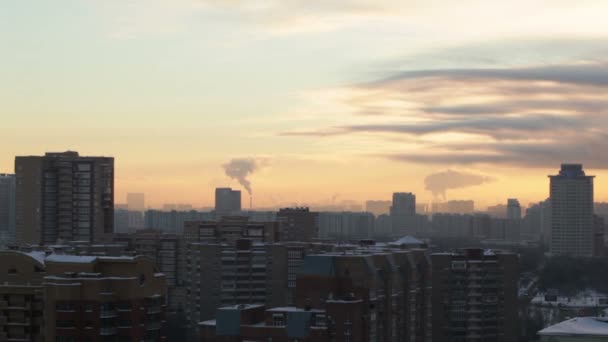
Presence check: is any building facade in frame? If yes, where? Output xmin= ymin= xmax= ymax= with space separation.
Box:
xmin=276 ymin=208 xmax=319 ymax=242
xmin=214 ymin=188 xmax=241 ymax=216
xmin=0 ymin=174 xmax=16 ymax=243
xmin=0 ymin=251 xmax=168 ymax=342
xmin=549 ymin=164 xmax=595 ymax=257
xmin=15 ymin=151 xmax=114 ymax=244
xmin=431 ymin=248 xmax=519 ymax=342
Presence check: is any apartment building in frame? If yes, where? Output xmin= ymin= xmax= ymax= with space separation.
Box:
xmin=294 ymin=248 xmax=432 ymax=342
xmin=0 ymin=250 xmax=46 ymax=342
xmin=15 ymin=151 xmax=114 ymax=244
xmin=0 ymin=250 xmax=168 ymax=341
xmin=431 ymin=248 xmax=519 ymax=342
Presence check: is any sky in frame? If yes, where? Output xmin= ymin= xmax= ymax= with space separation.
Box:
xmin=2 ymin=0 xmax=608 ymax=209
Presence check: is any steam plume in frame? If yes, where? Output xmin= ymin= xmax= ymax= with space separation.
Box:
xmin=223 ymin=158 xmax=258 ymax=195
xmin=425 ymin=169 xmax=494 ymax=199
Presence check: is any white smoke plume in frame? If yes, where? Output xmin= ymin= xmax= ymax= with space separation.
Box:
xmin=425 ymin=169 xmax=495 ymax=199
xmin=223 ymin=158 xmax=258 ymax=195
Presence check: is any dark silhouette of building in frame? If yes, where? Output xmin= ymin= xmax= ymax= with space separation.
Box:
xmin=431 ymin=248 xmax=519 ymax=342
xmin=15 ymin=151 xmax=114 ymax=244
xmin=0 ymin=250 xmax=168 ymax=341
xmin=0 ymin=174 xmax=15 ymax=242
xmin=294 ymin=249 xmax=432 ymax=341
xmin=276 ymin=207 xmax=319 ymax=242
xmin=215 ymin=188 xmax=241 ymax=216
xmin=549 ymin=164 xmax=594 ymax=256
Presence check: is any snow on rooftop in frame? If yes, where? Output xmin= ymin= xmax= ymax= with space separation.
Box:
xmin=46 ymin=254 xmax=97 ymax=263
xmin=219 ymin=304 xmax=264 ymax=311
xmin=539 ymin=317 xmax=608 ymax=336
xmin=267 ymin=307 xmax=324 ymax=313
xmin=389 ymin=235 xmax=423 ymax=245
xmin=26 ymin=251 xmax=46 ymax=265
xmin=532 ymin=290 xmax=608 ymax=308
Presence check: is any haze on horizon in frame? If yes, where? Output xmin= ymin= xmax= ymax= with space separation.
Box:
xmin=3 ymin=0 xmax=608 ymax=209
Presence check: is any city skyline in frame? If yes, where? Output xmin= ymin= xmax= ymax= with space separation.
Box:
xmin=4 ymin=1 xmax=608 ymax=208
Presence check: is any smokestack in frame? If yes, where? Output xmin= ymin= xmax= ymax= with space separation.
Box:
xmin=250 ymin=195 xmax=253 ymax=210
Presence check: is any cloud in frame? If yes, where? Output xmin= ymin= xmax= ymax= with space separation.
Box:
xmin=424 ymin=170 xmax=495 ymax=198
xmin=372 ymin=63 xmax=608 ymax=87
xmin=280 ymin=61 xmax=608 ymax=168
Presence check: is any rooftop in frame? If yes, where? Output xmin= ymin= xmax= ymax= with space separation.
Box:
xmin=45 ymin=254 xmax=97 ymax=264
xmin=539 ymin=317 xmax=608 ymax=336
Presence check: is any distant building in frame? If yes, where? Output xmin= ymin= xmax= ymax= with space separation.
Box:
xmin=0 ymin=174 xmax=16 ymax=242
xmin=126 ymin=192 xmax=145 ymax=211
xmin=365 ymin=200 xmax=392 ymax=216
xmin=486 ymin=204 xmax=508 ymax=218
xmin=183 ymin=216 xmax=281 ymax=245
xmin=391 ymin=192 xmax=418 ymax=236
xmin=162 ymin=203 xmax=193 ymax=211
xmin=144 ymin=209 xmax=213 ymax=233
xmin=431 ymin=248 xmax=519 ymax=342
xmin=276 ymin=207 xmax=319 ymax=242
xmin=391 ymin=192 xmax=416 ymax=216
xmin=549 ymin=164 xmax=595 ymax=257
xmin=507 ymin=198 xmax=521 ymax=220
xmin=318 ymin=212 xmax=374 ymax=239
xmin=214 ymin=188 xmax=241 ymax=215
xmin=431 ymin=213 xmax=473 ymax=238
xmin=523 ymin=203 xmax=542 ymax=241
xmin=15 ymin=151 xmax=114 ymax=244
xmin=432 ymin=200 xmax=475 ymax=214
xmin=538 ymin=317 xmax=608 ymax=342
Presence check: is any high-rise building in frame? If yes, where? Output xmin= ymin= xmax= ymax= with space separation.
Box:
xmin=276 ymin=207 xmax=319 ymax=241
xmin=0 ymin=174 xmax=16 ymax=242
xmin=15 ymin=151 xmax=114 ymax=244
xmin=214 ymin=188 xmax=241 ymax=215
xmin=391 ymin=192 xmax=416 ymax=216
xmin=506 ymin=199 xmax=521 ymax=220
xmin=391 ymin=192 xmax=418 ymax=236
xmin=523 ymin=203 xmax=542 ymax=241
xmin=295 ymin=248 xmax=432 ymax=342
xmin=431 ymin=248 xmax=519 ymax=342
xmin=549 ymin=164 xmax=594 ymax=257
xmin=126 ymin=192 xmax=145 ymax=211
xmin=183 ymin=239 xmax=289 ymax=326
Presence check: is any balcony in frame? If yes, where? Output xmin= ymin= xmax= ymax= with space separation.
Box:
xmin=100 ymin=310 xmax=117 ymax=318
xmin=146 ymin=321 xmax=163 ymax=331
xmin=147 ymin=305 xmax=162 ymax=314
xmin=5 ymin=317 xmax=30 ymax=326
xmin=7 ymin=302 xmax=29 ymax=311
xmin=100 ymin=327 xmax=118 ymax=336
xmin=4 ymin=334 xmax=31 ymax=341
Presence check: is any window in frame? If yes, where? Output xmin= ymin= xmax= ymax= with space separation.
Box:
xmin=8 ymin=267 xmax=17 ymax=274
xmin=56 ymin=320 xmax=75 ymax=328
xmin=56 ymin=302 xmax=76 ymax=311
xmin=272 ymin=314 xmax=285 ymax=326
xmin=118 ymin=319 xmax=131 ymax=328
